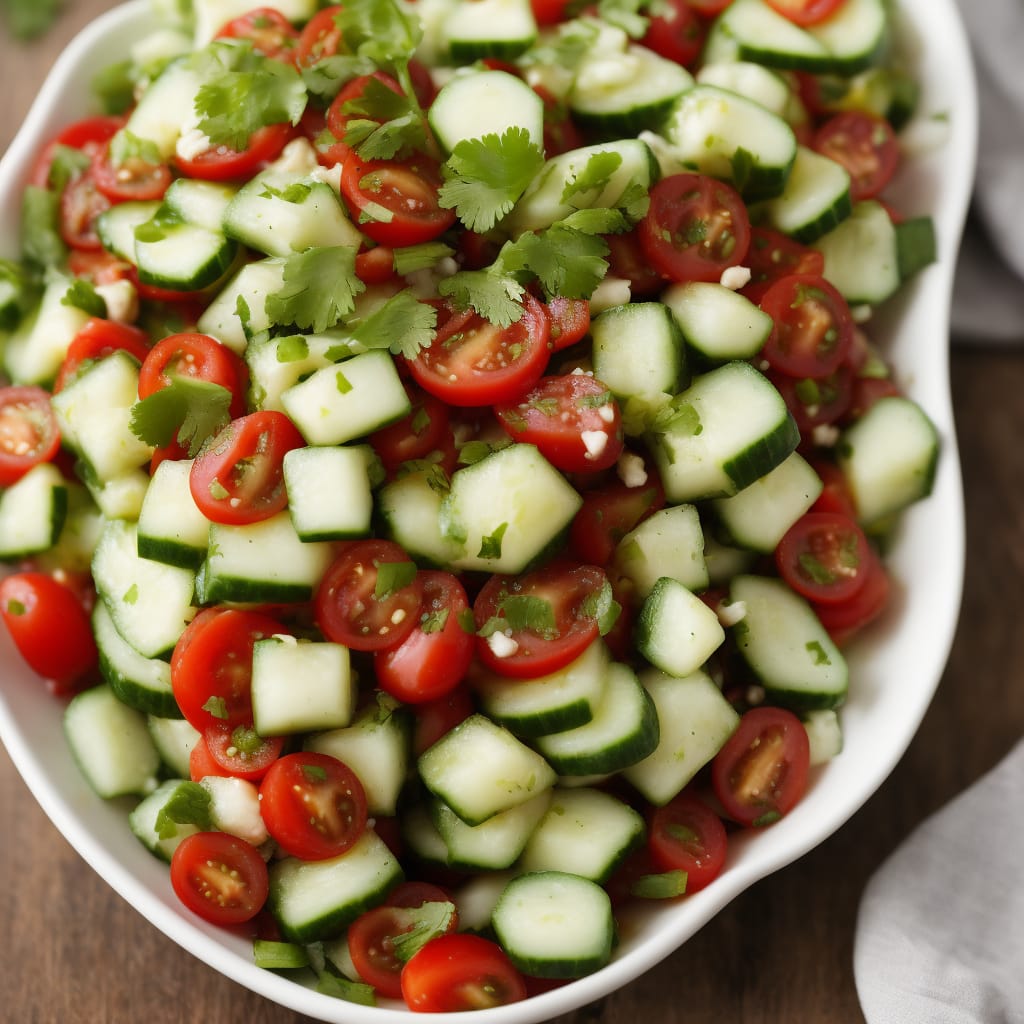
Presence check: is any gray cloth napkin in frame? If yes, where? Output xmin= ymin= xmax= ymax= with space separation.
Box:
xmin=854 ymin=741 xmax=1024 ymax=1023
xmin=950 ymin=0 xmax=1024 ymax=341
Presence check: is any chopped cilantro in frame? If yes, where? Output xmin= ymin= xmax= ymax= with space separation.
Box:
xmin=580 ymin=578 xmax=621 ymax=636
xmin=265 ymin=246 xmax=364 ymax=334
xmin=122 ymin=584 xmax=139 ymax=605
xmin=4 ymin=599 xmax=26 ymax=617
xmin=202 ymin=696 xmax=229 ymax=720
xmin=805 ymin=640 xmax=831 ymax=666
xmin=752 ymin=810 xmax=783 ymax=827
xmin=301 ymin=763 xmax=329 ymax=783
xmin=438 ymin=128 xmax=545 ymax=233
xmin=457 ymin=607 xmax=477 ymax=634
xmin=340 ymin=77 xmax=427 ymax=160
xmin=374 ymin=560 xmax=418 ymax=600
xmin=91 ymin=60 xmax=137 ymax=115
xmin=300 ymin=54 xmax=377 ymax=101
xmin=482 ymin=593 xmax=557 ymax=639
xmin=45 ymin=145 xmax=91 ymax=193
xmin=252 ymin=940 xmax=310 ymax=970
xmin=348 ymin=289 xmax=437 ymax=359
xmin=153 ymin=781 xmax=213 ymax=840
xmin=391 ymin=241 xmax=454 ymax=277
xmin=20 ymin=186 xmax=66 ymax=269
xmin=630 ymin=869 xmax=688 ymax=900
xmin=275 ymin=336 xmax=310 ymax=363
xmin=477 ymin=522 xmax=508 ymax=560
xmin=108 ymin=129 xmax=162 ymax=168
xmin=335 ymin=369 xmax=353 ymax=394
xmin=61 ymin=278 xmax=107 ymax=319
xmin=420 ymin=607 xmax=450 ymax=634
xmin=192 ymin=41 xmax=307 ymax=151
xmin=437 ymin=268 xmax=525 ymax=328
xmin=388 ymin=902 xmax=458 ymax=963
xmin=560 ymin=150 xmax=623 ymax=206
xmin=129 ymin=376 xmax=234 ymax=457
xmin=316 ymin=969 xmax=377 ymax=1006
xmin=334 ymin=0 xmax=423 ymax=70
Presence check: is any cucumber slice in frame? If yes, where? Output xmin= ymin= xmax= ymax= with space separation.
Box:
xmin=491 ymin=871 xmax=614 ymax=979
xmin=661 ymin=281 xmax=774 ymax=365
xmin=128 ymin=779 xmax=202 ymax=861
xmin=759 ymin=144 xmax=852 ymax=244
xmin=634 ymin=577 xmax=726 ymax=679
xmin=283 ymin=444 xmax=374 ymax=542
xmin=137 ymin=458 xmax=210 ymax=570
xmin=440 ymin=0 xmax=537 ymax=60
xmin=813 ymin=200 xmax=901 ymax=305
xmin=613 ymin=502 xmax=708 ymax=599
xmin=730 ymin=574 xmax=849 ymax=709
xmin=0 ymin=463 xmax=68 ymax=560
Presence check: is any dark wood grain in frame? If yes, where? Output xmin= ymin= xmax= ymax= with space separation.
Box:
xmin=2 ymin=5 xmax=1022 ymax=1022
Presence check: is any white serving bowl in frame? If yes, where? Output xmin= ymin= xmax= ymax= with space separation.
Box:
xmin=0 ymin=2 xmax=976 ymax=1021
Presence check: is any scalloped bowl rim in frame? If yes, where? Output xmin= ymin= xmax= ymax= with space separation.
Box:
xmin=0 ymin=3 xmax=975 ymax=1021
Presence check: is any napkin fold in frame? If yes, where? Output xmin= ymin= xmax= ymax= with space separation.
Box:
xmin=950 ymin=0 xmax=1024 ymax=342
xmin=854 ymin=741 xmax=1024 ymax=1023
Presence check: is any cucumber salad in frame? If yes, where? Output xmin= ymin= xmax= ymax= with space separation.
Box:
xmin=0 ymin=0 xmax=940 ymax=1011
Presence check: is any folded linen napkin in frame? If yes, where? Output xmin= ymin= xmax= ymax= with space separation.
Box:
xmin=949 ymin=0 xmax=1024 ymax=342
xmin=854 ymin=740 xmax=1024 ymax=1023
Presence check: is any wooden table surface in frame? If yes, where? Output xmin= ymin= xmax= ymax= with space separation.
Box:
xmin=2 ymin=4 xmax=1022 ymax=1022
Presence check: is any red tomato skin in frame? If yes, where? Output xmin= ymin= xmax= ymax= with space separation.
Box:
xmin=374 ymin=571 xmax=475 ymax=704
xmin=812 ymin=111 xmax=900 ymax=202
xmin=0 ymin=572 xmax=98 ymax=691
xmin=30 ymin=115 xmax=125 ymax=189
xmin=202 ymin=723 xmax=285 ymax=781
xmin=340 ymin=152 xmax=456 ymax=247
xmin=813 ymin=549 xmax=891 ymax=644
xmin=711 ymin=706 xmax=811 ymax=827
xmin=170 ymin=608 xmax=287 ymax=732
xmin=758 ymin=273 xmax=854 ymax=380
xmin=472 ymin=562 xmax=608 ymax=680
xmin=294 ymin=5 xmax=345 ymax=66
xmin=91 ymin=142 xmax=172 ymax=203
xmin=546 ymin=297 xmax=591 ymax=353
xmin=775 ymin=512 xmax=874 ymax=606
xmin=170 ymin=832 xmax=269 ymax=925
xmin=138 ymin=332 xmax=248 ymax=418
xmin=0 ymin=385 xmax=62 ymax=485
xmin=259 ymin=751 xmax=369 ymax=860
xmin=189 ymin=733 xmax=234 ymax=781
xmin=53 ymin=319 xmax=151 ymax=393
xmin=648 ymin=791 xmax=729 ymax=894
xmin=741 ymin=226 xmax=825 ymax=305
xmin=401 ymin=933 xmax=528 ymax=1012
xmin=173 ymin=122 xmax=296 ymax=182
xmin=214 ymin=6 xmax=299 ymax=61
xmin=642 ymin=0 xmax=706 ymax=67
xmin=765 ymin=0 xmax=843 ymax=25
xmin=604 ymin=228 xmax=668 ymax=297
xmin=369 ymin=386 xmax=452 ymax=478
xmin=569 ymin=475 xmax=665 ymax=567
xmin=406 ymin=296 xmax=552 ymax=408
xmin=189 ymin=411 xmax=305 ymax=525
xmin=639 ymin=173 xmax=751 ymax=284
xmin=495 ymin=373 xmax=624 ymax=474
xmin=412 ymin=685 xmax=475 ymax=757
xmin=59 ymin=169 xmax=111 ymax=251
xmin=315 ymin=539 xmax=424 ymax=653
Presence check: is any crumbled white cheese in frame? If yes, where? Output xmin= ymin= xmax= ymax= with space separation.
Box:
xmin=266 ymin=137 xmax=320 ymax=178
xmin=94 ymin=280 xmax=138 ymax=324
xmin=581 ymin=429 xmax=609 ymax=460
xmin=175 ymin=126 xmax=213 ymax=163
xmin=486 ymin=631 xmax=519 ymax=659
xmin=589 ymin=275 xmax=632 ymax=313
xmin=597 ymin=404 xmax=616 ymax=424
xmin=716 ymin=599 xmax=747 ymax=628
xmin=200 ymin=776 xmax=269 ymax=847
xmin=811 ymin=423 xmax=840 ymax=448
xmin=850 ymin=304 xmax=873 ymax=324
xmin=616 ymin=451 xmax=648 ymax=488
xmin=404 ymin=256 xmax=461 ymax=298
xmin=309 ymin=162 xmax=343 ymax=193
xmin=720 ymin=265 xmax=751 ymax=290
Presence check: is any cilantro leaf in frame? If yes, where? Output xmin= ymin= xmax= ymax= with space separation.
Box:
xmin=630 ymin=869 xmax=688 ymax=900
xmin=478 ymin=593 xmax=557 ymax=639
xmin=61 ymin=278 xmax=107 ymax=318
xmin=478 ymin=522 xmax=508 ymax=560
xmin=20 ymin=186 xmax=66 ymax=269
xmin=497 ymin=226 xmax=609 ymax=300
xmin=560 ymin=151 xmax=623 ymax=205
xmin=91 ymin=60 xmax=138 ymax=115
xmin=193 ymin=43 xmax=307 ymax=151
xmin=348 ymin=289 xmax=437 ymax=359
xmin=388 ymin=902 xmax=458 ymax=963
xmin=252 ymin=940 xmax=310 ymax=971
xmin=392 ymin=242 xmax=455 ymax=276
xmin=108 ymin=129 xmax=162 ymax=168
xmin=334 ymin=0 xmax=423 ymax=71
xmin=597 ymin=0 xmax=649 ymax=37
xmin=438 ymin=128 xmax=545 ymax=233
xmin=437 ymin=269 xmax=525 ymax=328
xmin=300 ymin=54 xmax=377 ymax=101
xmin=153 ymin=781 xmax=213 ymax=840
xmin=45 ymin=145 xmax=91 ymax=193
xmin=374 ymin=560 xmax=418 ymax=600
xmin=338 ymin=76 xmax=428 ymax=160
xmin=130 ymin=377 xmax=233 ymax=456
xmin=265 ymin=246 xmax=365 ymax=333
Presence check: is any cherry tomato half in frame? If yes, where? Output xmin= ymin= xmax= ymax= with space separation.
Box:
xmin=326 ymin=71 xmax=405 ymax=157
xmin=170 ymin=608 xmax=287 ymax=732
xmin=91 ymin=141 xmax=172 ymax=203
xmin=765 ymin=0 xmax=844 ymax=25
xmin=138 ymin=331 xmax=248 ymax=418
xmin=406 ymin=295 xmax=552 ymax=408
xmin=0 ymin=385 xmax=62 ymax=485
xmin=495 ymin=373 xmax=624 ymax=474
xmin=642 ymin=0 xmax=706 ymax=68
xmin=294 ymin=5 xmax=346 ymax=67
xmin=174 ymin=122 xmax=296 ymax=182
xmin=741 ymin=226 xmax=825 ymax=304
xmin=812 ymin=111 xmax=900 ymax=202
xmin=639 ymin=173 xmax=751 ymax=283
xmin=569 ymin=475 xmax=665 ymax=566
xmin=170 ymin=831 xmax=269 ymax=925
xmin=472 ymin=562 xmax=609 ymax=679
xmin=202 ymin=722 xmax=285 ymax=781
xmin=759 ymin=273 xmax=854 ymax=379
xmin=315 ymin=539 xmax=424 ymax=652
xmin=545 ymin=296 xmax=591 ymax=352
xmin=812 ymin=549 xmax=891 ymax=645
xmin=189 ymin=411 xmax=305 ymax=525
xmin=648 ymin=791 xmax=729 ymax=894
xmin=340 ymin=152 xmax=456 ymax=247
xmin=401 ymin=933 xmax=527 ymax=1012
xmin=369 ymin=385 xmax=453 ymax=478
xmin=53 ymin=318 xmax=151 ymax=393
xmin=711 ymin=706 xmax=811 ymax=827
xmin=374 ymin=571 xmax=475 ymax=704
xmin=30 ymin=114 xmax=124 ymax=189
xmin=215 ymin=7 xmax=299 ymax=61
xmin=259 ymin=751 xmax=368 ymax=860
xmin=60 ymin=169 xmax=111 ymax=251
xmin=0 ymin=572 xmax=97 ymax=692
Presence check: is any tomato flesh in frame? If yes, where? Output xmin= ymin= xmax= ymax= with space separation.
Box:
xmin=0 ymin=385 xmax=62 ymax=485
xmin=648 ymin=791 xmax=728 ymax=894
xmin=170 ymin=831 xmax=269 ymax=925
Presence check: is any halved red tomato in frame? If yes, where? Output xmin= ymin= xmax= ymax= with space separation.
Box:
xmin=189 ymin=411 xmax=305 ymax=525
xmin=401 ymin=934 xmax=527 ymax=1012
xmin=215 ymin=6 xmax=299 ymax=61
xmin=315 ymin=538 xmax=424 ymax=652
xmin=59 ymin=169 xmax=111 ymax=250
xmin=374 ymin=571 xmax=475 ymax=704
xmin=0 ymin=385 xmax=62 ymax=485
xmin=766 ymin=0 xmax=844 ymax=25
xmin=812 ymin=111 xmax=900 ymax=202
xmin=711 ymin=706 xmax=811 ymax=827
xmin=259 ymin=751 xmax=368 ymax=860
xmin=642 ymin=0 xmax=706 ymax=67
xmin=53 ymin=318 xmax=151 ymax=393
xmin=340 ymin=152 xmax=456 ymax=247
xmin=758 ymin=273 xmax=854 ymax=379
xmin=604 ymin=227 xmax=667 ymax=297
xmin=569 ymin=474 xmax=665 ymax=566
xmin=202 ymin=722 xmax=285 ymax=781
xmin=174 ymin=122 xmax=296 ymax=182
xmin=495 ymin=372 xmax=624 ymax=474
xmin=326 ymin=71 xmax=405 ymax=158
xmin=741 ymin=226 xmax=825 ymax=304
xmin=294 ymin=5 xmax=346 ymax=66
xmin=170 ymin=608 xmax=286 ymax=732
xmin=639 ymin=173 xmax=751 ymax=283
xmin=472 ymin=561 xmax=610 ymax=679
xmin=406 ymin=295 xmax=552 ymax=408
xmin=648 ymin=791 xmax=728 ymax=894
xmin=812 ymin=549 xmax=891 ymax=644
xmin=545 ymin=296 xmax=591 ymax=352
xmin=30 ymin=114 xmax=124 ymax=189
xmin=170 ymin=831 xmax=269 ymax=925
xmin=775 ymin=511 xmax=874 ymax=605
xmin=91 ymin=142 xmax=172 ymax=203
xmin=369 ymin=384 xmax=453 ymax=477
xmin=412 ymin=685 xmax=475 ymax=757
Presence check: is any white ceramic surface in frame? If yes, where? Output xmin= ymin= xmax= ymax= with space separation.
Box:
xmin=0 ymin=3 xmax=976 ymax=1021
